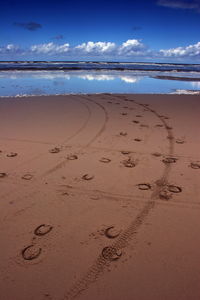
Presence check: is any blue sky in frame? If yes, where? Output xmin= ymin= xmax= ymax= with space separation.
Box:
xmin=0 ymin=0 xmax=200 ymax=62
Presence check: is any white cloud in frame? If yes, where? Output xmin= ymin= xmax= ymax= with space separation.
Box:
xmin=30 ymin=42 xmax=69 ymax=54
xmin=0 ymin=44 xmax=20 ymax=53
xmin=157 ymin=0 xmax=200 ymax=11
xmin=75 ymin=41 xmax=116 ymax=54
xmin=118 ymin=39 xmax=146 ymax=56
xmin=78 ymin=74 xmax=115 ymax=81
xmin=160 ymin=41 xmax=200 ymax=57
xmin=120 ymin=76 xmax=141 ymax=83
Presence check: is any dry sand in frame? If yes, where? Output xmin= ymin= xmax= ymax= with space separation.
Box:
xmin=0 ymin=93 xmax=200 ymax=300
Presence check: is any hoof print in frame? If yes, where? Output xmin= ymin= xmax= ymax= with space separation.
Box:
xmin=167 ymin=185 xmax=182 ymax=193
xmin=49 ymin=147 xmax=60 ymax=154
xmin=0 ymin=172 xmax=7 ymax=178
xmin=82 ymin=174 xmax=94 ymax=181
xmin=120 ymin=132 xmax=127 ymax=136
xmin=105 ymin=226 xmax=120 ymax=239
xmin=99 ymin=157 xmax=111 ymax=163
xmin=121 ymin=151 xmax=131 ymax=155
xmin=176 ymin=139 xmax=185 ymax=144
xmin=34 ymin=224 xmax=53 ymax=236
xmin=190 ymin=162 xmax=200 ymax=169
xmin=159 ymin=189 xmax=172 ymax=201
xmin=152 ymin=152 xmax=162 ymax=157
xmin=162 ymin=157 xmax=177 ymax=164
xmin=102 ymin=246 xmax=122 ymax=261
xmin=138 ymin=183 xmax=151 ymax=190
xmin=22 ymin=245 xmax=42 ymax=261
xmin=21 ymin=174 xmax=33 ymax=180
xmin=123 ymin=159 xmax=136 ymax=168
xmin=7 ymin=152 xmax=18 ymax=157
xmin=67 ymin=154 xmax=78 ymax=160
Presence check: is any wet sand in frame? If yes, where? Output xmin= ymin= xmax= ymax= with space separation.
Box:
xmin=0 ymin=94 xmax=200 ymax=300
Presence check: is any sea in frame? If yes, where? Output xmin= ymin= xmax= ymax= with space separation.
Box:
xmin=0 ymin=61 xmax=200 ymax=96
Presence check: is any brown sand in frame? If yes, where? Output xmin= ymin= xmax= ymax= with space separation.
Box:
xmin=0 ymin=94 xmax=200 ymax=300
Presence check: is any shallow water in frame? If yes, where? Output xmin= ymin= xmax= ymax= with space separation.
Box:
xmin=0 ymin=70 xmax=199 ymax=96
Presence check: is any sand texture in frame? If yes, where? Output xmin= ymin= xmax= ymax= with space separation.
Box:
xmin=0 ymin=94 xmax=200 ymax=300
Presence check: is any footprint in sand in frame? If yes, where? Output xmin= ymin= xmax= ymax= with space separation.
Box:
xmin=134 ymin=138 xmax=142 ymax=142
xmin=121 ymin=150 xmax=131 ymax=155
xmin=34 ymin=224 xmax=53 ymax=236
xmin=99 ymin=157 xmax=111 ymax=163
xmin=121 ymin=112 xmax=128 ymax=116
xmin=7 ymin=152 xmax=18 ymax=157
xmin=167 ymin=185 xmax=182 ymax=193
xmin=122 ymin=159 xmax=136 ymax=168
xmin=67 ymin=154 xmax=78 ymax=160
xmin=49 ymin=147 xmax=60 ymax=154
xmin=21 ymin=174 xmax=33 ymax=180
xmin=132 ymin=120 xmax=140 ymax=124
xmin=138 ymin=183 xmax=151 ymax=190
xmin=0 ymin=172 xmax=7 ymax=178
xmin=162 ymin=157 xmax=178 ymax=164
xmin=176 ymin=138 xmax=185 ymax=144
xmin=82 ymin=174 xmax=94 ymax=181
xmin=190 ymin=162 xmax=200 ymax=169
xmin=152 ymin=152 xmax=162 ymax=157
xmin=104 ymin=226 xmax=121 ymax=239
xmin=101 ymin=246 xmax=122 ymax=261
xmin=120 ymin=132 xmax=127 ymax=136
xmin=21 ymin=245 xmax=42 ymax=261
xmin=159 ymin=189 xmax=172 ymax=201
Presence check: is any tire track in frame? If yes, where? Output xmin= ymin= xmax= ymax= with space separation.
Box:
xmin=42 ymin=95 xmax=108 ymax=176
xmin=63 ymin=95 xmax=176 ymax=300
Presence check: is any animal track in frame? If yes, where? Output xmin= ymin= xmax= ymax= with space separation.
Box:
xmin=120 ymin=132 xmax=127 ymax=136
xmin=49 ymin=147 xmax=60 ymax=154
xmin=190 ymin=162 xmax=200 ymax=169
xmin=21 ymin=245 xmax=42 ymax=260
xmin=82 ymin=174 xmax=94 ymax=181
xmin=138 ymin=183 xmax=151 ymax=190
xmin=67 ymin=154 xmax=78 ymax=160
xmin=101 ymin=246 xmax=122 ymax=261
xmin=34 ymin=224 xmax=53 ymax=236
xmin=21 ymin=174 xmax=33 ymax=180
xmin=104 ymin=226 xmax=120 ymax=239
xmin=99 ymin=157 xmax=111 ymax=163
xmin=167 ymin=185 xmax=182 ymax=193
xmin=7 ymin=152 xmax=18 ymax=157
xmin=162 ymin=157 xmax=177 ymax=164
xmin=122 ymin=158 xmax=136 ymax=168
xmin=0 ymin=172 xmax=7 ymax=178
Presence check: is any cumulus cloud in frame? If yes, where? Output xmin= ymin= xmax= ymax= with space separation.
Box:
xmin=14 ymin=22 xmax=42 ymax=31
xmin=30 ymin=42 xmax=69 ymax=54
xmin=157 ymin=0 xmax=200 ymax=11
xmin=75 ymin=41 xmax=116 ymax=54
xmin=0 ymin=44 xmax=21 ymax=54
xmin=118 ymin=39 xmax=146 ymax=56
xmin=160 ymin=41 xmax=200 ymax=57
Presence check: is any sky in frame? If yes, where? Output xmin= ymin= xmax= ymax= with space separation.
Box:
xmin=0 ymin=0 xmax=200 ymax=62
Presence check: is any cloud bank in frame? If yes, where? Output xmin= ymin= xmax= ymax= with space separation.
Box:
xmin=0 ymin=39 xmax=200 ymax=61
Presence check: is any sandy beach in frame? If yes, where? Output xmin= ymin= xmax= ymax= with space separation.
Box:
xmin=0 ymin=93 xmax=200 ymax=300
